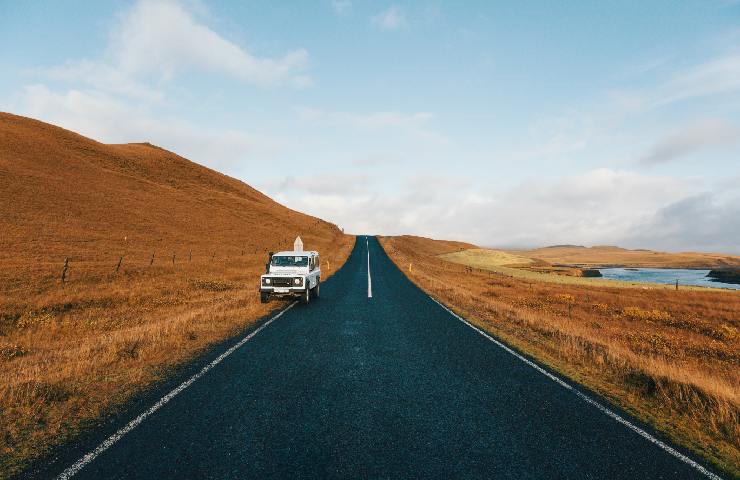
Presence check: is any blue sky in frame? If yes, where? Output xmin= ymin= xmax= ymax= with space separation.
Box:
xmin=2 ymin=0 xmax=740 ymax=252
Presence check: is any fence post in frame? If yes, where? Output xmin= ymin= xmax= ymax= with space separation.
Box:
xmin=150 ymin=252 xmax=155 ymax=266
xmin=172 ymin=253 xmax=176 ymax=265
xmin=116 ymin=255 xmax=124 ymax=273
xmin=189 ymin=250 xmax=192 ymax=262
xmin=675 ymin=279 xmax=678 ymax=291
xmin=61 ymin=257 xmax=69 ymax=284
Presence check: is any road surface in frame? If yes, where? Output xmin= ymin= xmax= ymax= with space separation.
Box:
xmin=28 ymin=237 xmax=722 ymax=479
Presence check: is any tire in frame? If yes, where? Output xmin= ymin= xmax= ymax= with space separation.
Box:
xmin=260 ymin=292 xmax=269 ymax=304
xmin=301 ymin=287 xmax=310 ymax=305
xmin=312 ymin=280 xmax=320 ymax=299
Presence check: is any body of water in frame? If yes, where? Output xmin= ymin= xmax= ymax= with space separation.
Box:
xmin=599 ymin=268 xmax=740 ymax=290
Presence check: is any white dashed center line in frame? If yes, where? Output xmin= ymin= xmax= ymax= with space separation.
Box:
xmin=367 ymin=238 xmax=372 ymax=298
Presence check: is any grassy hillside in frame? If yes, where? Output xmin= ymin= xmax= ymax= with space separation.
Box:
xmin=0 ymin=112 xmax=354 ymax=477
xmin=512 ymin=245 xmax=740 ymax=268
xmin=381 ymin=235 xmax=740 ymax=477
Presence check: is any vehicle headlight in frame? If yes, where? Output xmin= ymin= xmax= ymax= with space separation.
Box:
xmin=294 ymin=277 xmax=302 ymax=285
xmin=264 ymin=278 xmax=271 ymax=285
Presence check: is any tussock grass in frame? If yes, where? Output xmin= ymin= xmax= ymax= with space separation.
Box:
xmin=381 ymin=235 xmax=740 ymax=477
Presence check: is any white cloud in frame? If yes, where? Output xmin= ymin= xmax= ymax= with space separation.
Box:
xmin=513 ymin=50 xmax=740 ymax=167
xmin=109 ymin=0 xmax=309 ymax=86
xmin=372 ymin=6 xmax=408 ymax=31
xmin=15 ymin=85 xmax=282 ymax=174
xmin=625 ymin=193 xmax=740 ymax=254
xmin=38 ymin=60 xmax=164 ymax=102
xmin=656 ymin=53 xmax=740 ymax=106
xmin=613 ymin=52 xmax=740 ymax=112
xmin=36 ymin=0 xmax=310 ymax=94
xmin=12 ymin=1 xmax=304 ymax=179
xmin=331 ymin=0 xmax=352 ymax=15
xmin=270 ymin=168 xmax=738 ymax=252
xmin=640 ymin=119 xmax=740 ymax=165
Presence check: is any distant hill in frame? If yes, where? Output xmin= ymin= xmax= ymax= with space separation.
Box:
xmin=511 ymin=245 xmax=740 ymax=269
xmin=384 ymin=235 xmax=477 ymax=257
xmin=0 ymin=112 xmax=345 ymax=286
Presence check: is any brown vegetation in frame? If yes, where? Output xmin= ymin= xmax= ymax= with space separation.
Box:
xmin=0 ymin=113 xmax=354 ymax=477
xmin=440 ymin=247 xmax=734 ymax=289
xmin=513 ymin=244 xmax=740 ymax=268
xmin=380 ymin=235 xmax=740 ymax=476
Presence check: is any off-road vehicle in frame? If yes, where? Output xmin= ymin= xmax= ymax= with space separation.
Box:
xmin=260 ymin=250 xmax=321 ymax=304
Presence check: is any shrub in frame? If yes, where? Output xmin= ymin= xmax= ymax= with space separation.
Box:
xmin=592 ymin=302 xmax=609 ymax=313
xmin=622 ymin=306 xmax=671 ymax=322
xmin=551 ymin=293 xmax=575 ymax=304
xmin=16 ymin=310 xmax=55 ymax=329
xmin=711 ymin=324 xmax=738 ymax=341
xmin=0 ymin=344 xmax=28 ymax=360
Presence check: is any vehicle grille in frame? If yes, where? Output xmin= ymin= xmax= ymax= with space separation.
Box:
xmin=270 ymin=277 xmax=293 ymax=287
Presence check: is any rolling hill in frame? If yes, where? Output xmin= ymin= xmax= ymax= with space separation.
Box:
xmin=0 ymin=112 xmax=348 ymax=286
xmin=0 ymin=112 xmax=354 ymax=476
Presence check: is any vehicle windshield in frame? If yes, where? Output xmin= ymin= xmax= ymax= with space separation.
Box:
xmin=271 ymin=255 xmax=308 ymax=267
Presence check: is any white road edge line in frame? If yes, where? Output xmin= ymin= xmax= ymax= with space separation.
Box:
xmin=367 ymin=238 xmax=372 ymax=298
xmin=55 ymin=302 xmax=297 ymax=480
xmin=430 ymin=297 xmax=723 ymax=480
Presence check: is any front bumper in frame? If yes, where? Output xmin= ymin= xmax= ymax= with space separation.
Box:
xmin=260 ymin=286 xmax=306 ymax=296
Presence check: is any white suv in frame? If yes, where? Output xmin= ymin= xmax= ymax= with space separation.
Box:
xmin=260 ymin=251 xmax=321 ymax=304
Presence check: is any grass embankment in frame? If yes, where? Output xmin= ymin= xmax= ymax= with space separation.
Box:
xmin=380 ymin=235 xmax=740 ymax=477
xmin=0 ymin=112 xmax=355 ymax=478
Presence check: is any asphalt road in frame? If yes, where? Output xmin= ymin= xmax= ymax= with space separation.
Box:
xmin=30 ymin=237 xmax=722 ymax=479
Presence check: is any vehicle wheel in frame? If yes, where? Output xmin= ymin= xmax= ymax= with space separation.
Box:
xmin=312 ymin=280 xmax=320 ymax=299
xmin=301 ymin=287 xmax=310 ymax=305
xmin=260 ymin=292 xmax=269 ymax=304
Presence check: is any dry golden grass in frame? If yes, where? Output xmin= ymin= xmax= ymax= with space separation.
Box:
xmin=381 ymin=235 xmax=740 ymax=477
xmin=440 ymin=248 xmax=729 ymax=290
xmin=0 ymin=113 xmax=354 ymax=477
xmin=514 ymin=245 xmax=740 ymax=268
xmin=440 ymin=248 xmax=534 ymax=267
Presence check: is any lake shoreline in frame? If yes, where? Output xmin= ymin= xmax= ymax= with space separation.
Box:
xmin=598 ymin=267 xmax=740 ymax=290
xmin=707 ymin=269 xmax=740 ymax=285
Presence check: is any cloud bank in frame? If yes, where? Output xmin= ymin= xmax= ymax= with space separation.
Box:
xmin=265 ymin=168 xmax=740 ymax=254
